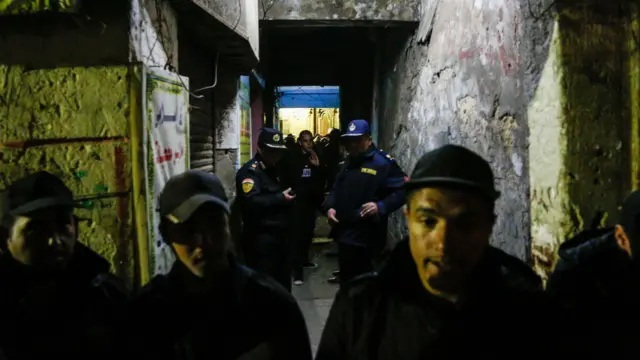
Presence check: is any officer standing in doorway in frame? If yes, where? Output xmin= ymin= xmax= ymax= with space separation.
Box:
xmin=236 ymin=128 xmax=296 ymax=292
xmin=324 ymin=119 xmax=407 ymax=286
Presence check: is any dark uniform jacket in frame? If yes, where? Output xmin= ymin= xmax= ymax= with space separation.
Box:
xmin=128 ymin=258 xmax=313 ymax=360
xmin=285 ymin=146 xmax=326 ymax=208
xmin=235 ymin=154 xmax=292 ymax=234
xmin=324 ymin=145 xmax=406 ymax=247
xmin=0 ymin=243 xmax=128 ymax=360
xmin=546 ymin=229 xmax=640 ymax=357
xmin=316 ymin=239 xmax=546 ymax=360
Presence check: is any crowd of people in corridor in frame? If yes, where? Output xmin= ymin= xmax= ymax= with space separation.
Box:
xmin=1 ymin=119 xmax=640 ymax=359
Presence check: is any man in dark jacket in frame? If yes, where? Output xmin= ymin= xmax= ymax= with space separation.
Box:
xmin=129 ymin=170 xmax=312 ymax=360
xmin=0 ymin=171 xmax=127 ymax=360
xmin=316 ymin=145 xmax=545 ymax=359
xmin=546 ymin=189 xmax=640 ymax=357
xmin=290 ymin=130 xmax=326 ymax=285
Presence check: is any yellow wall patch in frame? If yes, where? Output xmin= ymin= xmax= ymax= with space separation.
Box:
xmin=242 ymin=178 xmax=255 ymax=193
xmin=361 ymin=168 xmax=377 ymax=175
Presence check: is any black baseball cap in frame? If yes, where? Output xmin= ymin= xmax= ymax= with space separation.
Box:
xmin=405 ymin=144 xmax=500 ymax=200
xmin=1 ymin=171 xmax=76 ymax=221
xmin=159 ymin=170 xmax=230 ymax=224
xmin=258 ymin=128 xmax=287 ymax=150
xmin=620 ymin=190 xmax=640 ymax=236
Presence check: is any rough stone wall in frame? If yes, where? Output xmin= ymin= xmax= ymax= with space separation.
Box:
xmin=214 ymin=60 xmax=241 ymax=200
xmin=379 ymin=0 xmax=637 ymax=276
xmin=130 ymin=0 xmax=179 ymax=69
xmin=528 ymin=4 xmax=634 ymax=277
xmin=0 ymin=1 xmax=137 ymax=285
xmin=262 ymin=0 xmax=419 ymax=22
xmin=379 ymin=0 xmax=554 ymax=262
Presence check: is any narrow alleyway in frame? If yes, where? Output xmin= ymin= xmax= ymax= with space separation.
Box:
xmin=292 ymin=216 xmax=338 ymax=355
xmin=292 ymin=246 xmax=337 ymax=355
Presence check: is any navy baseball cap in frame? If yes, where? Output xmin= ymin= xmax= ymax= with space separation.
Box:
xmin=405 ymin=144 xmax=500 ymax=200
xmin=258 ymin=128 xmax=287 ymax=149
xmin=342 ymin=120 xmax=370 ymax=137
xmin=159 ymin=170 xmax=230 ymax=224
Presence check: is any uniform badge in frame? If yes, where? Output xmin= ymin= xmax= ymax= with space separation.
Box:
xmin=302 ymin=168 xmax=312 ymax=178
xmin=349 ymin=123 xmax=356 ymax=131
xmin=242 ymin=178 xmax=255 ymax=193
xmin=273 ymin=134 xmax=280 ymax=142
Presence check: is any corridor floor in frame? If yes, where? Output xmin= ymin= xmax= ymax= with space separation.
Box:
xmin=292 ymin=242 xmax=338 ymax=355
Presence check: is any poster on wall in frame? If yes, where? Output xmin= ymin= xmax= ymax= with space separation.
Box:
xmin=145 ymin=67 xmax=190 ymax=275
xmin=239 ymin=76 xmax=252 ymax=164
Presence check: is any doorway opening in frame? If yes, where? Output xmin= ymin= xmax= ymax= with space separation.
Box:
xmin=275 ymin=86 xmax=340 ymax=138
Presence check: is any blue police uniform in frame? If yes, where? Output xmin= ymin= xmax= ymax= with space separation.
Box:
xmin=324 ymin=120 xmax=407 ymax=285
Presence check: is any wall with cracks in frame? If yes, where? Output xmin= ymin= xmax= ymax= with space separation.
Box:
xmin=378 ymin=0 xmax=553 ymax=264
xmin=378 ymin=0 xmax=639 ymax=278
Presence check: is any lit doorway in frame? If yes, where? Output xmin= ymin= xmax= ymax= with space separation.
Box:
xmin=275 ymin=86 xmax=340 ymax=138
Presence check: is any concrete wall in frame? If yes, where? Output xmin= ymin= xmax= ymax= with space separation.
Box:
xmin=378 ymin=0 xmax=549 ymax=263
xmin=262 ymin=0 xmax=419 ymax=21
xmin=378 ymin=0 xmax=638 ymax=277
xmin=214 ymin=60 xmax=242 ymax=199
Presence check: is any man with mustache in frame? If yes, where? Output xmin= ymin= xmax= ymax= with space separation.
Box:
xmin=316 ymin=144 xmax=546 ymax=359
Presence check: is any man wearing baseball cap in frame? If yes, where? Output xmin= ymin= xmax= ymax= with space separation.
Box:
xmin=129 ymin=170 xmax=312 ymax=359
xmin=235 ymin=127 xmax=296 ymax=292
xmin=0 ymin=171 xmax=127 ymax=360
xmin=324 ymin=119 xmax=407 ymax=285
xmin=546 ymin=189 xmax=640 ymax=356
xmin=317 ymin=145 xmax=544 ymax=359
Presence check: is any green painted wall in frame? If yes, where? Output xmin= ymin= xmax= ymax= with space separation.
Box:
xmin=0 ymin=65 xmax=136 ymax=285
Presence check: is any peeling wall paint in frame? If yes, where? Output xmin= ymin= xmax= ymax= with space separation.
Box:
xmin=130 ymin=0 xmax=179 ymax=69
xmin=379 ymin=0 xmax=638 ymax=279
xmin=0 ymin=66 xmax=136 ymax=285
xmin=379 ymin=0 xmax=535 ymax=262
xmin=262 ymin=0 xmax=419 ymax=21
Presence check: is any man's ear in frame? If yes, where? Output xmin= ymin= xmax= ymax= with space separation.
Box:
xmin=615 ymin=224 xmax=632 ymax=257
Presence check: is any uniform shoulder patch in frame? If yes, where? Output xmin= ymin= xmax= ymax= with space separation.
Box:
xmin=241 ymin=178 xmax=255 ymax=193
xmin=377 ymin=149 xmax=396 ymax=162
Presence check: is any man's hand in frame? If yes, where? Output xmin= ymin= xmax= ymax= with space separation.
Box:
xmin=310 ymin=151 xmax=320 ymax=167
xmin=283 ymin=188 xmax=296 ymax=201
xmin=327 ymin=208 xmax=339 ymax=223
xmin=360 ymin=202 xmax=379 ymax=218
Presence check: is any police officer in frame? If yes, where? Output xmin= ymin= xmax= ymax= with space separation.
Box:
xmin=324 ymin=119 xmax=407 ymax=286
xmin=236 ymin=127 xmax=296 ymax=292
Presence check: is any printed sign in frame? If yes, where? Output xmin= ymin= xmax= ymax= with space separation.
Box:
xmin=145 ymin=67 xmax=190 ymax=275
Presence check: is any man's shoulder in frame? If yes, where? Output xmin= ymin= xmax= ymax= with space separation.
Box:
xmin=90 ymin=273 xmax=129 ymax=300
xmin=237 ymin=159 xmax=261 ymax=178
xmin=334 ymin=271 xmax=384 ymax=304
xmin=552 ymin=229 xmax=619 ymax=275
xmin=373 ymin=149 xmax=398 ymax=164
xmin=487 ymin=247 xmax=543 ymax=292
xmin=240 ymin=266 xmax=300 ymax=308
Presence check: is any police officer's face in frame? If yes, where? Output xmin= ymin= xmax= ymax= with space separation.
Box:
xmin=169 ymin=204 xmax=230 ymax=278
xmin=343 ymin=136 xmax=371 ymax=155
xmin=7 ymin=207 xmax=76 ymax=269
xmin=405 ymin=187 xmax=494 ymax=296
xmin=260 ymin=147 xmax=284 ymax=166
